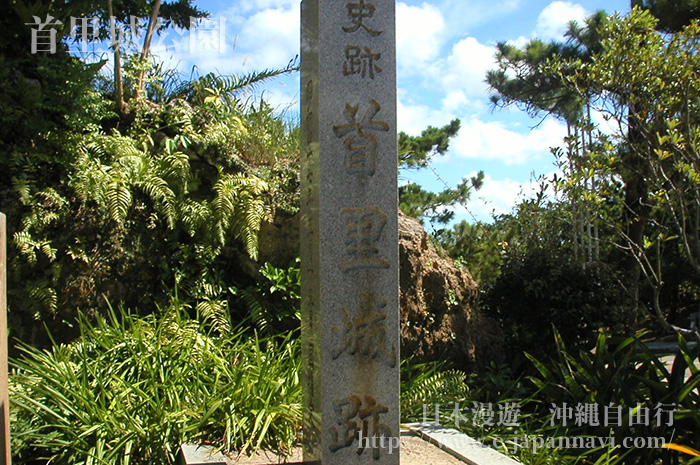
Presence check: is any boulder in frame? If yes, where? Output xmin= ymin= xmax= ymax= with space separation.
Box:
xmin=398 ymin=211 xmax=504 ymax=371
xmin=258 ymin=211 xmax=505 ymax=371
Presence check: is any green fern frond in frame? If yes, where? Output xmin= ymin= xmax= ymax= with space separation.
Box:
xmin=195 ymin=299 xmax=231 ymax=334
xmin=13 ymin=231 xmax=38 ymax=263
xmin=70 ymin=156 xmax=110 ymax=205
xmin=86 ymin=133 xmax=141 ymax=160
xmin=238 ymin=288 xmax=273 ymax=337
xmin=159 ymin=150 xmax=191 ymax=188
xmin=106 ymin=179 xmax=132 ymax=224
xmin=178 ymin=199 xmax=210 ymax=237
xmin=13 ymin=231 xmax=57 ymax=263
xmin=39 ymin=242 xmax=57 ymax=261
xmin=27 ymin=282 xmax=58 ymax=314
xmin=401 ymin=363 xmax=469 ymax=422
xmin=211 ymin=172 xmax=270 ymax=258
xmin=136 ymin=174 xmax=176 ymax=228
xmin=12 ymin=177 xmax=31 ymax=205
xmin=36 ymin=188 xmax=68 ymax=209
xmin=117 ymin=154 xmax=148 ymax=179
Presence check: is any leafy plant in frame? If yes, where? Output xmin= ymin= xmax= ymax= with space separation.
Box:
xmin=4 ymin=56 xmax=305 ymax=346
xmin=400 ymin=359 xmax=470 ymax=423
xmin=526 ymin=329 xmax=700 ymax=464
xmin=231 ymin=258 xmax=301 ymax=336
xmin=483 ymin=248 xmax=623 ymax=361
xmin=10 ymin=303 xmax=302 ymax=464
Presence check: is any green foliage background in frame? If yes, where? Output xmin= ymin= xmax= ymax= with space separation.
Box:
xmin=4 ymin=2 xmax=700 ymax=465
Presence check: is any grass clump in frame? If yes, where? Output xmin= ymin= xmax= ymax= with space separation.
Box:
xmin=10 ymin=304 xmax=301 ymax=464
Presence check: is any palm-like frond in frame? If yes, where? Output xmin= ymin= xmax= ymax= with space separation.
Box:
xmin=195 ymin=299 xmax=231 ymax=335
xmin=106 ymin=178 xmax=132 ymax=224
xmin=401 ymin=361 xmax=469 ymax=423
xmin=169 ymin=57 xmax=299 ymax=106
xmin=212 ymin=172 xmax=271 ymax=259
xmin=135 ymin=173 xmax=176 ymax=228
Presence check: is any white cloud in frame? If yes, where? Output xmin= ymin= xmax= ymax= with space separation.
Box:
xmin=437 ymin=36 xmax=496 ymax=99
xmin=142 ymin=3 xmax=300 ymax=79
xmin=450 ymin=171 xmax=560 ymax=223
xmin=451 ymin=117 xmax=567 ymax=165
xmin=462 ymin=173 xmax=525 ymax=220
xmin=397 ymin=96 xmax=456 ymax=136
xmin=441 ymin=90 xmax=470 ymax=112
xmin=506 ymin=35 xmax=529 ymax=49
xmin=237 ymin=4 xmax=300 ymax=70
xmin=397 ymin=2 xmax=446 ymax=70
xmin=187 ymin=5 xmax=299 ymax=73
xmin=535 ymin=1 xmax=588 ymax=41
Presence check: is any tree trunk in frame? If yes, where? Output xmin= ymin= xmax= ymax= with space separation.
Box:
xmin=135 ymin=0 xmax=163 ymax=99
xmin=622 ymin=101 xmax=651 ymax=331
xmin=107 ymin=0 xmax=125 ymax=114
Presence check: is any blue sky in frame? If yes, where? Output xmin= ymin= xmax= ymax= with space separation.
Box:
xmin=141 ymin=0 xmax=632 ymax=225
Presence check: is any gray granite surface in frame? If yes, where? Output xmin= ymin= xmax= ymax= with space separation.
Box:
xmin=300 ymin=0 xmax=399 ymax=463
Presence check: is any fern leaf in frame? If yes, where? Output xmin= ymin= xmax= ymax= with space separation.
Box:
xmin=195 ymin=299 xmax=231 ymax=334
xmin=106 ymin=180 xmax=132 ymax=224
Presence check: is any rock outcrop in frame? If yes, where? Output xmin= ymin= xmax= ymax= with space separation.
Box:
xmin=258 ymin=211 xmax=504 ymax=371
xmin=398 ymin=211 xmax=504 ymax=370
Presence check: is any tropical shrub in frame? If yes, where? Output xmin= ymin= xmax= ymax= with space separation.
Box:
xmin=3 ymin=56 xmax=300 ymax=347
xmin=10 ymin=303 xmax=302 ymax=464
xmin=526 ymin=330 xmax=700 ymax=464
xmin=231 ymin=258 xmax=301 ymax=336
xmin=482 ymin=248 xmax=624 ymax=361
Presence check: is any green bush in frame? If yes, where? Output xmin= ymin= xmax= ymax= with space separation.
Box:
xmin=10 ymin=304 xmax=302 ymax=464
xmin=482 ymin=249 xmax=624 ymax=361
xmin=526 ymin=330 xmax=700 ymax=464
xmin=231 ymin=258 xmax=301 ymax=336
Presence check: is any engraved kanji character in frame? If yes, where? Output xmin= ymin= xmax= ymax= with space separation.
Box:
xmin=339 ymin=206 xmax=390 ymax=271
xmin=604 ymin=403 xmax=623 ymax=427
xmin=549 ymin=402 xmax=574 ymax=426
xmin=357 ymin=396 xmax=392 ymax=459
xmin=26 ymin=15 xmax=63 ymax=54
xmin=328 ymin=395 xmax=393 ymax=459
xmin=331 ymin=292 xmax=397 ymax=366
xmin=497 ymin=402 xmax=522 ymax=427
xmin=343 ymin=45 xmax=382 ymax=79
xmin=329 ymin=395 xmax=361 ymax=452
xmin=575 ymin=403 xmax=600 ymax=427
xmin=333 ymin=99 xmax=390 ymax=176
xmin=343 ymin=0 xmax=382 ymax=36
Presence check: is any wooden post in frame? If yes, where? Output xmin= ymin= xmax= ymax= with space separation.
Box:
xmin=0 ymin=212 xmax=10 ymax=464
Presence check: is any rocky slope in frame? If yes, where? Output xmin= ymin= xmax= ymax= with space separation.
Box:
xmin=398 ymin=211 xmax=504 ymax=370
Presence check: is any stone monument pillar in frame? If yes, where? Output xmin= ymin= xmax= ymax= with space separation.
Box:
xmin=0 ymin=213 xmax=10 ymax=464
xmin=300 ymin=0 xmax=399 ymax=463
